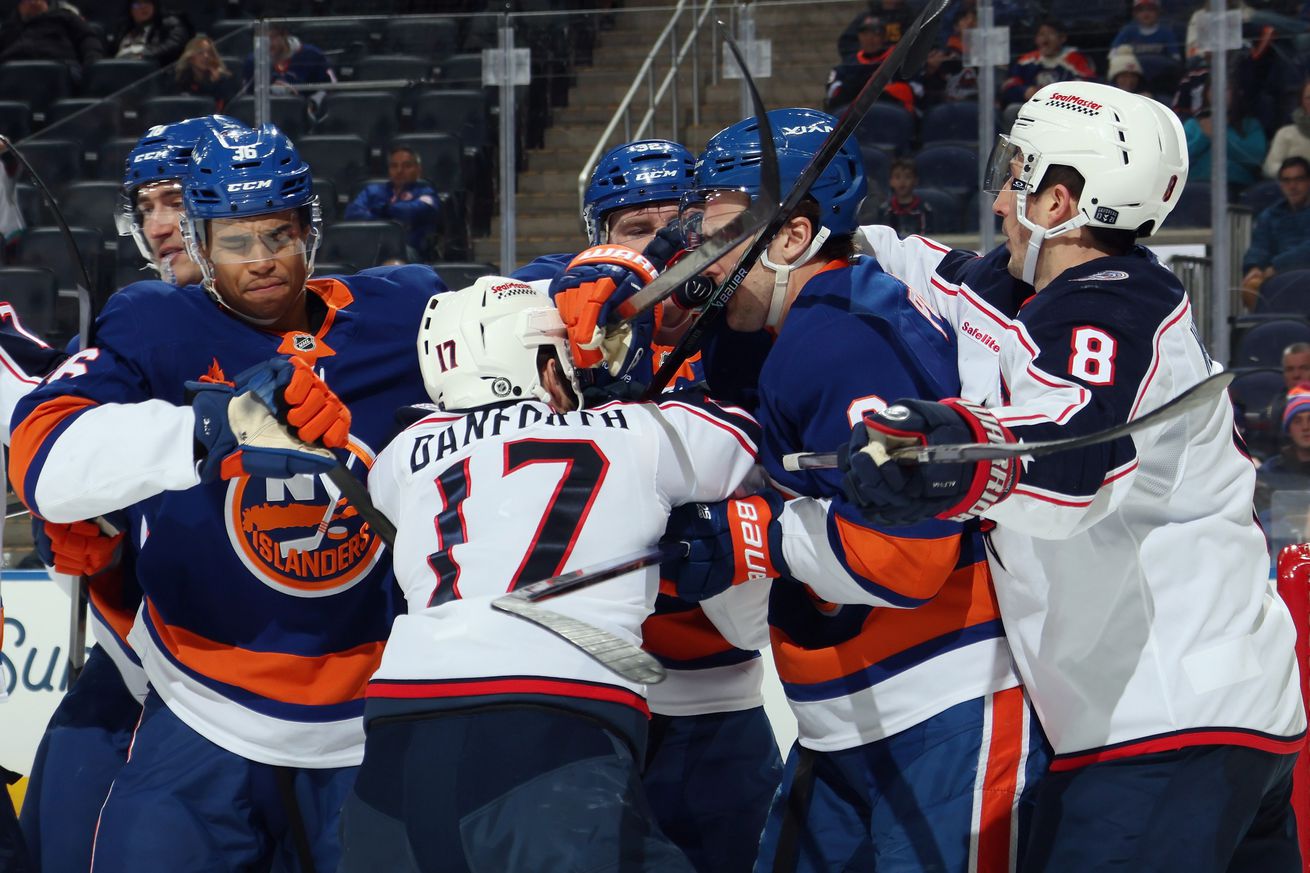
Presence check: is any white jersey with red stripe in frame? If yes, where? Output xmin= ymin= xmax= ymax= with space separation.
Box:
xmin=365 ymin=393 xmax=760 ymax=745
xmin=0 ymin=303 xmax=66 ymax=702
xmin=861 ymin=226 xmax=1306 ymax=769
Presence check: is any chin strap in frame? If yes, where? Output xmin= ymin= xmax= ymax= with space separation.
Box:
xmin=1014 ymin=189 xmax=1089 ymax=286
xmin=759 ymin=226 xmax=831 ymax=328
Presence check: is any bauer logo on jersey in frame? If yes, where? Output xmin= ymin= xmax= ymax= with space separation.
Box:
xmin=224 ymin=441 xmax=383 ymax=597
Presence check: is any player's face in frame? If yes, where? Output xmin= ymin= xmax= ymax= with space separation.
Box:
xmin=135 ymin=181 xmax=200 ymax=286
xmin=605 ymin=202 xmax=680 ymax=250
xmin=1290 ymin=410 xmax=1310 ymax=449
xmin=1284 ymin=351 xmax=1310 ymax=389
xmin=699 ymin=190 xmax=771 ymax=331
xmin=205 ymin=211 xmax=310 ymax=330
xmin=993 ymin=158 xmax=1034 ymax=281
xmin=388 ymin=150 xmax=421 ymax=188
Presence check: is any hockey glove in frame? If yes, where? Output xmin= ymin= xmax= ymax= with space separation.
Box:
xmin=660 ymin=491 xmax=788 ymax=602
xmin=840 ymin=398 xmax=1018 ymax=526
xmin=189 ymin=358 xmax=344 ymax=483
xmin=549 ymin=244 xmax=657 ymax=376
xmin=32 ymin=516 xmax=125 ymax=577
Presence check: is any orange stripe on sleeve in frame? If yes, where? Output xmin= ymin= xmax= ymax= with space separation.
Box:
xmin=976 ymin=686 xmax=1025 ymax=872
xmin=771 ymin=561 xmax=1001 ymax=686
xmin=9 ymin=396 xmax=97 ymax=507
xmin=146 ymin=601 xmax=384 ymax=707
xmin=642 ymin=605 xmax=733 ymax=662
xmin=834 ymin=515 xmax=961 ymax=603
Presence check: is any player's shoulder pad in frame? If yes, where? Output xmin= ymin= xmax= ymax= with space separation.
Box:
xmin=394 ymin=402 xmax=441 ymax=429
xmin=354 ymin=263 xmax=449 ymax=294
xmin=651 ymin=388 xmax=761 ymax=449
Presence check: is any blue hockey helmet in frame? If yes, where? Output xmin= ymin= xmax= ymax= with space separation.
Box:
xmin=583 ymin=139 xmax=696 ymax=244
xmin=118 ymin=115 xmax=248 ymax=264
xmin=696 ymin=107 xmax=867 ymax=237
xmin=180 ymin=124 xmax=322 ymax=312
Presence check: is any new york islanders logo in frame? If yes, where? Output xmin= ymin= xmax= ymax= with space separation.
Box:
xmin=225 ymin=438 xmax=382 ymax=598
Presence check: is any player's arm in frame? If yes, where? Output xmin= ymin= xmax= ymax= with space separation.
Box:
xmin=0 ymin=302 xmax=68 ymax=441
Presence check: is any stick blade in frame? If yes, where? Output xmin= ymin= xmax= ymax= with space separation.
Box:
xmin=491 ymin=596 xmax=667 ymax=685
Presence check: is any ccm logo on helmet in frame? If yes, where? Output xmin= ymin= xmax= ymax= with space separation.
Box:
xmin=133 ymin=150 xmax=170 ymax=163
xmin=635 ymin=169 xmax=678 ymax=183
xmin=226 ymin=180 xmax=274 ymax=192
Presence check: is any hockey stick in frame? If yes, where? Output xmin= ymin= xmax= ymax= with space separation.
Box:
xmin=2 ymin=135 xmax=102 ymax=683
xmin=782 ymin=370 xmax=1236 ymax=471
xmin=638 ymin=0 xmax=951 ymax=398
xmin=602 ymin=20 xmax=781 ymax=329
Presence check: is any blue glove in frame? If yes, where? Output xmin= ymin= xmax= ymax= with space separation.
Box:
xmin=660 ymin=491 xmax=788 ymax=602
xmin=840 ymin=397 xmax=1019 ymax=526
xmin=189 ymin=358 xmax=341 ymax=484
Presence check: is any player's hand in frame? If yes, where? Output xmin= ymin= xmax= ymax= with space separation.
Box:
xmin=840 ymin=398 xmax=1018 ymax=525
xmin=659 ymin=491 xmax=788 ymax=602
xmin=32 ymin=516 xmax=125 ymax=576
xmin=549 ymin=245 xmax=657 ymax=374
xmin=189 ymin=357 xmax=344 ymax=483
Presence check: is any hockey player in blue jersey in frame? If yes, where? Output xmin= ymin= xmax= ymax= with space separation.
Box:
xmin=845 ymin=81 xmax=1306 ymax=871
xmin=648 ymin=108 xmax=1047 ymax=873
xmin=10 ymin=123 xmax=445 ymax=871
xmin=18 ymin=114 xmax=248 ymax=873
xmin=529 ymin=139 xmax=783 ymax=873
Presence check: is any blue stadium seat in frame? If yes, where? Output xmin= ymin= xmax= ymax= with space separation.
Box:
xmin=82 ymin=58 xmax=157 ymax=99
xmin=15 ymin=139 xmax=82 ymax=190
xmin=0 ymin=266 xmax=57 ymax=338
xmin=44 ymin=99 xmax=121 ymax=156
xmin=1169 ymin=180 xmax=1212 ymax=229
xmin=383 ymin=18 xmax=459 ymax=63
xmin=438 ymin=53 xmax=485 ymax=89
xmin=860 ymin=145 xmax=892 ymax=193
xmin=313 ymin=261 xmax=359 ymax=277
xmin=0 ymin=101 xmax=31 ymax=141
xmin=431 ymin=261 xmax=497 ymax=289
xmin=854 ymin=103 xmax=914 ymax=154
xmin=298 ymin=136 xmax=369 ymax=201
xmin=133 ymin=95 xmax=219 ymax=134
xmin=315 ymin=92 xmax=400 ymax=167
xmin=914 ymin=144 xmax=978 ymax=196
xmin=227 ymin=94 xmax=307 ymax=139
xmin=58 ymin=181 xmax=124 ymax=243
xmin=354 ymin=55 xmax=432 ymax=84
xmin=410 ymin=91 xmax=490 ymax=154
xmin=1228 ymin=366 xmax=1287 ymax=458
xmin=14 ymin=227 xmax=102 ymax=293
xmin=1257 ymin=269 xmax=1310 ymax=316
xmin=392 ymin=133 xmax=465 ymax=196
xmin=921 ymin=101 xmax=980 ymax=145
xmin=0 ymin=61 xmax=72 ymax=124
xmin=96 ymin=137 xmax=140 ymax=181
xmin=916 ymin=187 xmax=965 ymax=234
xmin=319 ymin=221 xmax=408 ymax=268
xmin=1233 ymin=318 xmax=1310 ymax=369
xmin=312 ymin=176 xmax=339 ymax=222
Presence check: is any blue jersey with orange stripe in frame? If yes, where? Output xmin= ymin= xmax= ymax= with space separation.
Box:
xmin=10 ymin=265 xmax=445 ymax=767
xmin=744 ymin=257 xmax=1021 ymax=752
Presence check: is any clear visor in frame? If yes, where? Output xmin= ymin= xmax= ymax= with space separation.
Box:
xmin=205 ymin=220 xmax=310 ymax=264
xmin=983 ymin=135 xmax=1029 ymax=195
xmin=677 ymin=188 xmax=750 ymax=250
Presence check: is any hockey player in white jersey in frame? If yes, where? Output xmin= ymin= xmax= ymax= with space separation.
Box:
xmin=337 ymin=276 xmax=764 ymax=873
xmin=843 ymin=81 xmax=1306 ymax=871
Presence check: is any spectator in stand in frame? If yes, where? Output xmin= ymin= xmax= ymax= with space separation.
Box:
xmin=874 ymin=157 xmax=935 ymax=237
xmin=0 ymin=142 xmax=22 ymax=264
xmin=344 ymin=145 xmax=443 ymax=261
xmin=1108 ymin=48 xmax=1152 ymax=98
xmin=1286 ymin=343 xmax=1310 ymax=390
xmin=1265 ymin=80 xmax=1310 ymax=178
xmin=837 ymin=0 xmax=913 ymax=58
xmin=173 ymin=34 xmax=238 ymax=110
xmin=1000 ymin=20 xmax=1096 ymax=109
xmin=921 ymin=5 xmax=979 ymax=108
xmin=1256 ymin=385 xmax=1310 ymax=552
xmin=241 ymin=24 xmax=333 ymax=116
xmin=1242 ymin=156 xmax=1310 ymax=307
xmin=826 ymin=14 xmax=918 ymax=115
xmin=108 ymin=0 xmax=191 ymax=67
xmin=0 ymin=0 xmax=104 ymax=86
xmin=1111 ymin=0 xmax=1182 ymax=62
xmin=1183 ymin=77 xmax=1267 ymax=193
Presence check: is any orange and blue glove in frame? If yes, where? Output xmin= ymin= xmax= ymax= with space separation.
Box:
xmin=32 ymin=516 xmax=125 ymax=576
xmin=190 ymin=357 xmax=348 ymax=483
xmin=659 ymin=491 xmax=788 ymax=602
xmin=549 ymin=243 xmax=659 ymax=376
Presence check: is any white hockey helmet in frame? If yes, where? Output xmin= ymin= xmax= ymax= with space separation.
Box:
xmin=984 ymin=81 xmax=1188 ymax=283
xmin=417 ymin=276 xmax=581 ymax=411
